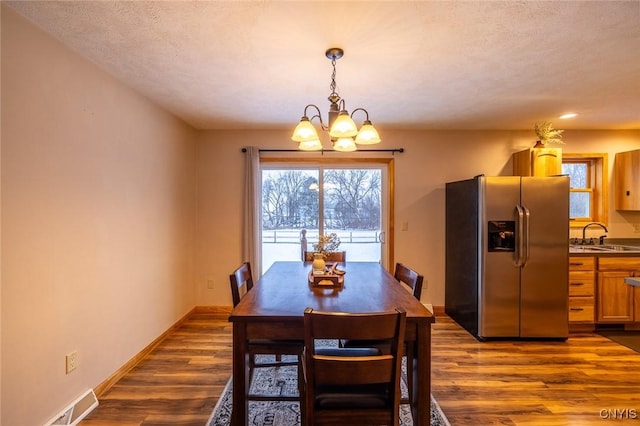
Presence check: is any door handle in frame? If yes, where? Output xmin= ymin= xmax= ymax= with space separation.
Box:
xmin=378 ymin=231 xmax=386 ymax=244
xmin=515 ymin=205 xmax=525 ymax=267
xmin=522 ymin=205 xmax=531 ymax=268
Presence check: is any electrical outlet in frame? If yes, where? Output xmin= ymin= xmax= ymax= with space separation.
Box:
xmin=207 ymin=279 xmax=215 ymax=289
xmin=634 ymin=224 xmax=640 ymax=233
xmin=66 ymin=351 xmax=78 ymax=374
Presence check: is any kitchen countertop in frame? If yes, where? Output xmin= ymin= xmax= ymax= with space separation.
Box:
xmin=569 ymin=239 xmax=640 ymax=256
xmin=569 ymin=247 xmax=640 ymax=256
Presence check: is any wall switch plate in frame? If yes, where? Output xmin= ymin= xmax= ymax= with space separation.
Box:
xmin=207 ymin=279 xmax=215 ymax=289
xmin=66 ymin=351 xmax=78 ymax=374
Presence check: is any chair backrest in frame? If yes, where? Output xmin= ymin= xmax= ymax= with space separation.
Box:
xmin=303 ymin=307 xmax=406 ymax=425
xmin=394 ymin=262 xmax=424 ymax=300
xmin=229 ymin=262 xmax=253 ymax=307
xmin=302 ymin=251 xmax=346 ymax=262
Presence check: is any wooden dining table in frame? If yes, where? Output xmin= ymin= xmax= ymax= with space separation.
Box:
xmin=228 ymin=261 xmax=436 ymax=425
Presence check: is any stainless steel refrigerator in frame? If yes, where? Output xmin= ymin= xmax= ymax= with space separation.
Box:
xmin=445 ymin=175 xmax=569 ymax=340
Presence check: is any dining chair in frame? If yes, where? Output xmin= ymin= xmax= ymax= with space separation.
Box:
xmin=342 ymin=262 xmax=424 ymax=403
xmin=303 ymin=250 xmax=346 ymax=263
xmin=394 ymin=262 xmax=424 ymax=301
xmin=229 ymin=262 xmax=305 ymax=403
xmin=302 ymin=307 xmax=406 ymax=426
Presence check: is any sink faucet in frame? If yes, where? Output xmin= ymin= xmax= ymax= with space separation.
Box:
xmin=582 ymin=222 xmax=608 ymax=245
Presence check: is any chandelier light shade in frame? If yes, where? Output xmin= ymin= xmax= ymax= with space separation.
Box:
xmin=298 ymin=138 xmax=323 ymax=151
xmin=329 ymin=111 xmax=358 ymax=138
xmin=354 ymin=120 xmax=382 ymax=145
xmin=333 ymin=137 xmax=358 ymax=152
xmin=291 ymin=48 xmax=381 ymax=152
xmin=291 ymin=117 xmax=320 ymax=142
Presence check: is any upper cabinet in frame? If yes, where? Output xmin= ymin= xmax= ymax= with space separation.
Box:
xmin=512 ymin=146 xmax=563 ymax=177
xmin=615 ymin=149 xmax=640 ymax=211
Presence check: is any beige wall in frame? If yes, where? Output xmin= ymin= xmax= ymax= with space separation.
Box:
xmin=3 ymin=4 xmax=640 ymax=426
xmin=1 ymin=7 xmax=197 ymax=425
xmin=195 ymin=129 xmax=640 ymax=309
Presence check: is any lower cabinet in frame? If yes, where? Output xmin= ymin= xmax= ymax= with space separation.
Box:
xmin=569 ymin=257 xmax=595 ymax=324
xmin=635 ymin=287 xmax=640 ymax=321
xmin=597 ymin=257 xmax=640 ymax=323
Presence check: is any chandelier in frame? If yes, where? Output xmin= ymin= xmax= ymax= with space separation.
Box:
xmin=291 ymin=48 xmax=381 ymax=152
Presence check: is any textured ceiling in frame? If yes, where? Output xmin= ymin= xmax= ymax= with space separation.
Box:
xmin=6 ymin=1 xmax=640 ymax=131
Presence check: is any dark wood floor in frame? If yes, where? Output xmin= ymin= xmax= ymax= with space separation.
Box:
xmin=81 ymin=309 xmax=640 ymax=425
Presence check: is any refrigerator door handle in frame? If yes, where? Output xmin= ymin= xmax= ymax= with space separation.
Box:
xmin=515 ymin=205 xmax=525 ymax=267
xmin=522 ymin=205 xmax=531 ymax=267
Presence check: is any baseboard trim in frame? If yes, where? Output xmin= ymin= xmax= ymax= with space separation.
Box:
xmin=93 ymin=306 xmax=198 ymax=397
xmin=194 ymin=305 xmax=233 ymax=314
xmin=431 ymin=305 xmax=445 ymax=316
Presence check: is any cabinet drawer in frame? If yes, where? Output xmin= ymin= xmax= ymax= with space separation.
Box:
xmin=569 ymin=296 xmax=595 ymax=323
xmin=597 ymin=257 xmax=640 ymax=271
xmin=569 ymin=257 xmax=595 ymax=271
xmin=569 ymin=271 xmax=595 ymax=296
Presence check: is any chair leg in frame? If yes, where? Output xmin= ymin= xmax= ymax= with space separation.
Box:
xmin=405 ymin=343 xmax=414 ymax=404
xmin=297 ymin=354 xmax=306 ymax=426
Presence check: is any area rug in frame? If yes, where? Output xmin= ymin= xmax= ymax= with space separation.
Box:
xmin=206 ymin=356 xmax=450 ymax=426
xmin=598 ymin=330 xmax=640 ymax=354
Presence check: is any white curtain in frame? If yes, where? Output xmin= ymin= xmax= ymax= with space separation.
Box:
xmin=243 ymin=146 xmax=262 ymax=277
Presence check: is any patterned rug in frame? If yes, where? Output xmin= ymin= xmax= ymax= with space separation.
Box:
xmin=207 ymin=355 xmax=450 ymax=426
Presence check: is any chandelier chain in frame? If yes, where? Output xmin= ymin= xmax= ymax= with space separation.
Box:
xmin=329 ymin=56 xmax=338 ymax=99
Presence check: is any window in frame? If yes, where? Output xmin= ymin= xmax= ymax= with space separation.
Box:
xmin=562 ymin=153 xmax=608 ymax=227
xmin=260 ymin=159 xmax=393 ymax=273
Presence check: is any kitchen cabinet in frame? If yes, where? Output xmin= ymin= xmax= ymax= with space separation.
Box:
xmin=569 ymin=257 xmax=595 ymax=323
xmin=614 ymin=149 xmax=640 ymax=211
xmin=635 ymin=287 xmax=640 ymax=321
xmin=596 ymin=257 xmax=640 ymax=323
xmin=513 ymin=146 xmax=562 ymax=177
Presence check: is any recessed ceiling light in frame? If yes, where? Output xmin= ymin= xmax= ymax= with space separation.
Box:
xmin=559 ymin=113 xmax=578 ymax=119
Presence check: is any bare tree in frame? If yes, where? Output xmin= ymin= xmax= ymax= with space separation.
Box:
xmin=324 ymin=169 xmax=381 ymax=229
xmin=262 ymin=170 xmax=318 ymax=229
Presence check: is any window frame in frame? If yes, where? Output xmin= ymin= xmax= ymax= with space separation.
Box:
xmin=260 ymin=156 xmax=395 ymax=269
xmin=562 ymin=153 xmax=608 ymax=228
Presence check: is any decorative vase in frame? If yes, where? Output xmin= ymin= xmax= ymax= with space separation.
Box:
xmin=312 ymin=252 xmax=326 ymax=274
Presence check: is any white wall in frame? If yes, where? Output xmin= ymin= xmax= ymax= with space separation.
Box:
xmin=1 ymin=7 xmax=197 ymax=425
xmin=195 ymin=129 xmax=640 ymax=308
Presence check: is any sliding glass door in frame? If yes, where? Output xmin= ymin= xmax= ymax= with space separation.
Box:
xmin=261 ymin=163 xmax=389 ymax=273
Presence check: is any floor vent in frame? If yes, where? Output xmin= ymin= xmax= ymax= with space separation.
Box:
xmin=45 ymin=389 xmax=98 ymax=426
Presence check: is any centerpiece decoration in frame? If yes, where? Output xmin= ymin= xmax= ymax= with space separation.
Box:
xmin=310 ymin=233 xmax=344 ymax=287
xmin=311 ymin=233 xmax=341 ymax=274
xmin=313 ymin=233 xmax=341 ymax=259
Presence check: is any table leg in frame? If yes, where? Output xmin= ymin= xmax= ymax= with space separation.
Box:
xmin=413 ymin=323 xmax=431 ymax=426
xmin=231 ymin=323 xmax=248 ymax=426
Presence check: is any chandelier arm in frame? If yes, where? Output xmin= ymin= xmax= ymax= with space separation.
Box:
xmin=303 ymin=104 xmax=328 ymax=131
xmin=350 ymin=108 xmax=370 ymax=121
xmin=310 ymin=114 xmax=328 ymax=131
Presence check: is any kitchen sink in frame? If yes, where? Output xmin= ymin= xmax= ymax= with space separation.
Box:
xmin=599 ymin=245 xmax=640 ymax=251
xmin=570 ymin=245 xmax=611 ymax=251
xmin=570 ymin=244 xmax=640 ymax=253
